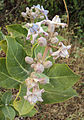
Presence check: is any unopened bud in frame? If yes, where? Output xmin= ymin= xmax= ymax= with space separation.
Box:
xmin=38 ymin=37 xmax=47 ymax=46
xmin=34 ymin=63 xmax=44 ymax=73
xmin=40 ymin=16 xmax=44 ymax=19
xmin=21 ymin=12 xmax=27 ymax=18
xmin=25 ymin=56 xmax=34 ymax=64
xmin=37 ymin=53 xmax=42 ymax=59
xmin=31 ymin=64 xmax=36 ymax=68
xmin=26 ymin=7 xmax=29 ymax=13
xmin=51 ymin=37 xmax=58 ymax=44
xmin=43 ymin=61 xmax=52 ymax=68
xmin=54 ymin=32 xmax=58 ymax=36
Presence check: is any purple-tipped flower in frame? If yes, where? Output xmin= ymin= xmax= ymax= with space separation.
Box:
xmin=33 ymin=4 xmax=49 ymax=20
xmin=38 ymin=37 xmax=47 ymax=46
xmin=25 ymin=56 xmax=34 ymax=64
xmin=43 ymin=61 xmax=52 ymax=68
xmin=51 ymin=42 xmax=71 ymax=59
xmin=41 ymin=6 xmax=49 ymax=20
xmin=24 ymin=87 xmax=44 ymax=104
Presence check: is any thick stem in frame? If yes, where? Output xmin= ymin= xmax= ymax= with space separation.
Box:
xmin=63 ymin=0 xmax=69 ymax=26
xmin=42 ymin=45 xmax=49 ymax=61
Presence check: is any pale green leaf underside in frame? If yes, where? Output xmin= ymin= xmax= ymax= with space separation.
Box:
xmin=0 ymin=58 xmax=19 ymax=89
xmin=6 ymin=37 xmax=30 ymax=81
xmin=1 ymin=91 xmax=12 ymax=105
xmin=13 ymin=98 xmax=34 ymax=116
xmin=2 ymin=106 xmax=15 ymax=120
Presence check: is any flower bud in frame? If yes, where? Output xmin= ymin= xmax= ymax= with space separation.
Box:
xmin=26 ymin=7 xmax=29 ymax=14
xmin=43 ymin=61 xmax=52 ymax=68
xmin=21 ymin=12 xmax=27 ymax=18
xmin=54 ymin=32 xmax=58 ymax=36
xmin=31 ymin=64 xmax=36 ymax=68
xmin=25 ymin=56 xmax=33 ymax=64
xmin=34 ymin=63 xmax=44 ymax=73
xmin=51 ymin=37 xmax=58 ymax=44
xmin=37 ymin=53 xmax=42 ymax=60
xmin=38 ymin=37 xmax=47 ymax=46
xmin=40 ymin=16 xmax=44 ymax=19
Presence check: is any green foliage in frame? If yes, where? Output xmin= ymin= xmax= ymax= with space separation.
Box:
xmin=40 ymin=64 xmax=79 ymax=104
xmin=0 ymin=58 xmax=19 ymax=89
xmin=2 ymin=106 xmax=15 ymax=120
xmin=6 ymin=36 xmax=30 ymax=81
xmin=0 ymin=91 xmax=16 ymax=120
xmin=1 ymin=92 xmax=12 ymax=105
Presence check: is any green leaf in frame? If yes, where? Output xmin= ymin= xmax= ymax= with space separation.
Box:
xmin=47 ymin=64 xmax=79 ymax=91
xmin=6 ymin=24 xmax=27 ymax=38
xmin=15 ymin=37 xmax=32 ymax=56
xmin=0 ymin=58 xmax=19 ymax=89
xmin=1 ymin=92 xmax=12 ymax=105
xmin=0 ymin=31 xmax=5 ymax=41
xmin=0 ymin=40 xmax=7 ymax=53
xmin=40 ymin=64 xmax=80 ymax=104
xmin=0 ymin=111 xmax=5 ymax=120
xmin=42 ymin=87 xmax=77 ymax=104
xmin=2 ymin=106 xmax=15 ymax=120
xmin=13 ymin=84 xmax=34 ymax=116
xmin=56 ymin=35 xmax=67 ymax=41
xmin=22 ymin=108 xmax=38 ymax=117
xmin=6 ymin=36 xmax=30 ymax=81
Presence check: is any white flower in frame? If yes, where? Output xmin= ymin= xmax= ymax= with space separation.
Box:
xmin=24 ymin=87 xmax=44 ymax=104
xmin=44 ymin=15 xmax=67 ymax=33
xmin=31 ymin=33 xmax=38 ymax=44
xmin=51 ymin=42 xmax=71 ymax=59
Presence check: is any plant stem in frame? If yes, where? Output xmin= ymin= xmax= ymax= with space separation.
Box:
xmin=63 ymin=0 xmax=69 ymax=26
xmin=42 ymin=45 xmax=49 ymax=61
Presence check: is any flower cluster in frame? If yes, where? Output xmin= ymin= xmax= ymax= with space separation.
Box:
xmin=22 ymin=4 xmax=71 ymax=104
xmin=21 ymin=4 xmax=49 ymax=21
xmin=24 ymin=53 xmax=52 ymax=104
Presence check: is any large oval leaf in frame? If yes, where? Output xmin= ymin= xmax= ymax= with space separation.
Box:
xmin=1 ymin=92 xmax=12 ymax=105
xmin=6 ymin=24 xmax=27 ymax=38
xmin=2 ymin=106 xmax=15 ymax=120
xmin=40 ymin=64 xmax=80 ymax=104
xmin=46 ymin=64 xmax=80 ymax=91
xmin=6 ymin=37 xmax=30 ymax=81
xmin=0 ymin=58 xmax=19 ymax=89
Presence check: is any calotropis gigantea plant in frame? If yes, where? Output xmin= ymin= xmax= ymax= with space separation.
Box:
xmin=0 ymin=4 xmax=80 ymax=119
